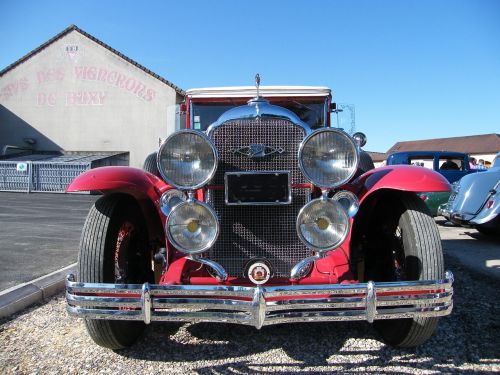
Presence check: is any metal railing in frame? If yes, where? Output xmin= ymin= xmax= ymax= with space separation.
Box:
xmin=0 ymin=153 xmax=128 ymax=193
xmin=0 ymin=161 xmax=89 ymax=193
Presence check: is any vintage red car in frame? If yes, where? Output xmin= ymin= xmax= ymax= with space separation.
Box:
xmin=66 ymin=78 xmax=453 ymax=349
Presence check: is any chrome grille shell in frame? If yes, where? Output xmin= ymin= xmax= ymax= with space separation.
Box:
xmin=207 ymin=117 xmax=311 ymax=277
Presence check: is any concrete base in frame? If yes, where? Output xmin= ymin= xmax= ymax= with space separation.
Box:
xmin=0 ymin=263 xmax=76 ymax=319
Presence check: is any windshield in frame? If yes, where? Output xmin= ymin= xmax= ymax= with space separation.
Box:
xmin=493 ymin=153 xmax=500 ymax=168
xmin=191 ymin=99 xmax=326 ymax=131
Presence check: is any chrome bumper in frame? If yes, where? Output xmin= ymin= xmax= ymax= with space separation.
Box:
xmin=66 ymin=272 xmax=454 ymax=329
xmin=437 ymin=203 xmax=451 ymax=219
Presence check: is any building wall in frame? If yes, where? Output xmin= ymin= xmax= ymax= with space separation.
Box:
xmin=0 ymin=30 xmax=181 ymax=167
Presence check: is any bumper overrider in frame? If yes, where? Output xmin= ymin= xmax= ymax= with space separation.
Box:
xmin=66 ymin=271 xmax=453 ymax=328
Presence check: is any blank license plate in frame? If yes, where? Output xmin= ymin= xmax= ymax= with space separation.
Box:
xmin=225 ymin=172 xmax=291 ymax=205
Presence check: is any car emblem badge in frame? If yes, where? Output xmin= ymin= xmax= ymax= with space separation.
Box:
xmin=247 ymin=261 xmax=271 ymax=285
xmin=231 ymin=144 xmax=284 ymax=159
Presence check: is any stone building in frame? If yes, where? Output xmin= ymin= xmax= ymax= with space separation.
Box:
xmin=0 ymin=25 xmax=184 ymax=168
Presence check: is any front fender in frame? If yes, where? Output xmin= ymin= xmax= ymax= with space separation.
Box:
xmin=67 ymin=167 xmax=172 ymax=244
xmin=353 ymin=165 xmax=450 ymax=203
xmin=66 ymin=166 xmax=170 ymax=202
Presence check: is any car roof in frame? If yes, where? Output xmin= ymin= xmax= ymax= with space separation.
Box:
xmin=389 ymin=151 xmax=468 ymax=158
xmin=186 ymin=86 xmax=331 ymax=98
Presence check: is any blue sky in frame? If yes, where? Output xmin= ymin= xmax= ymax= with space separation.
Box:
xmin=1 ymin=0 xmax=499 ymax=152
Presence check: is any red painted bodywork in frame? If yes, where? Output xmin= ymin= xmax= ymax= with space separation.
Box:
xmin=66 ymin=166 xmax=171 ymax=201
xmin=68 ymin=95 xmax=450 ymax=290
xmin=353 ymin=165 xmax=451 ymax=203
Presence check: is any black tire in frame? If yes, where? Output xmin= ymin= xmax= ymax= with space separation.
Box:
xmin=366 ymin=193 xmax=444 ymax=347
xmin=359 ymin=150 xmax=375 ymax=173
xmin=353 ymin=150 xmax=375 ymax=179
xmin=78 ymin=195 xmax=152 ymax=349
xmin=143 ymin=152 xmax=159 ymax=176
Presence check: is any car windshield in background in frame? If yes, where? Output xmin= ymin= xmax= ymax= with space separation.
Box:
xmin=438 ymin=156 xmax=465 ymax=171
xmin=407 ymin=155 xmax=466 ymax=171
xmin=191 ymin=100 xmax=326 ymax=131
xmin=408 ymin=157 xmax=434 ymax=169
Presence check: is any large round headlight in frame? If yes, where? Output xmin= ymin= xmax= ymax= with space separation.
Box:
xmin=299 ymin=129 xmax=359 ymax=188
xmin=158 ymin=130 xmax=218 ymax=190
xmin=166 ymin=199 xmax=219 ymax=254
xmin=296 ymin=197 xmax=349 ymax=252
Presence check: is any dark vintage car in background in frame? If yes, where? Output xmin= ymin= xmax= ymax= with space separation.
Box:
xmin=387 ymin=151 xmax=481 ymax=216
xmin=65 ymin=78 xmax=453 ymax=350
xmin=439 ymin=152 xmax=500 ymax=234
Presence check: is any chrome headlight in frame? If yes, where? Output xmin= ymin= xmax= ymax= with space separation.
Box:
xmin=166 ymin=199 xmax=219 ymax=254
xmin=332 ymin=190 xmax=359 ymax=218
xmin=352 ymin=132 xmax=367 ymax=147
xmin=299 ymin=128 xmax=359 ymax=189
xmin=296 ymin=197 xmax=349 ymax=252
xmin=157 ymin=130 xmax=218 ymax=190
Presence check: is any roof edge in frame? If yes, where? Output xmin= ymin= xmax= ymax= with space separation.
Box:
xmin=0 ymin=24 xmax=185 ymax=96
xmin=391 ymin=133 xmax=499 ymax=145
xmin=186 ymin=86 xmax=331 ymax=98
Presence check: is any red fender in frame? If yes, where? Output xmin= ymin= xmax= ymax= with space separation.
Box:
xmin=66 ymin=166 xmax=171 ymax=203
xmin=353 ymin=165 xmax=450 ymax=203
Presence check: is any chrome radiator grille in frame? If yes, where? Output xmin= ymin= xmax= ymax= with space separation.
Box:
xmin=207 ymin=118 xmax=311 ymax=277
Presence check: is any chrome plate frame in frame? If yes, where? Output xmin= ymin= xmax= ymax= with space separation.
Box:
xmin=224 ymin=171 xmax=292 ymax=206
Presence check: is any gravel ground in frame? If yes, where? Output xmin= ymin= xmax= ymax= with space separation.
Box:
xmin=1 ymin=255 xmax=499 ymax=375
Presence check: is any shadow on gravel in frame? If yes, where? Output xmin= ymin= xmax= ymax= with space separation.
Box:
xmin=463 ymin=231 xmax=500 ymax=242
xmin=116 ymin=256 xmax=500 ymax=373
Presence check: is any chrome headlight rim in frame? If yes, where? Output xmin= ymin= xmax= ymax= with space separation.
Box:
xmin=157 ymin=129 xmax=218 ymax=191
xmin=166 ymin=198 xmax=220 ymax=255
xmin=332 ymin=190 xmax=359 ymax=218
xmin=296 ymin=196 xmax=350 ymax=253
xmin=298 ymin=128 xmax=360 ymax=189
xmin=352 ymin=132 xmax=367 ymax=148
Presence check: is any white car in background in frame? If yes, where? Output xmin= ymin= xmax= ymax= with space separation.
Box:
xmin=439 ymin=152 xmax=500 ymax=235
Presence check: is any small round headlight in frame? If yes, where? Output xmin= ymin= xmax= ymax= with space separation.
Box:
xmin=332 ymin=190 xmax=359 ymax=218
xmin=299 ymin=129 xmax=359 ymax=189
xmin=166 ymin=199 xmax=219 ymax=254
xmin=158 ymin=130 xmax=218 ymax=190
xmin=352 ymin=132 xmax=367 ymax=148
xmin=296 ymin=197 xmax=349 ymax=252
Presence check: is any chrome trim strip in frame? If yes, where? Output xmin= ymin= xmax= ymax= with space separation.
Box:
xmin=252 ymin=286 xmax=266 ymax=329
xmin=224 ymin=171 xmax=292 ymax=206
xmin=366 ymin=281 xmax=376 ymax=323
xmin=142 ymin=283 xmax=151 ymax=324
xmin=66 ymin=272 xmax=454 ymax=328
xmin=153 ymin=297 xmax=252 ymax=310
xmin=65 ymin=293 xmax=142 ymax=308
